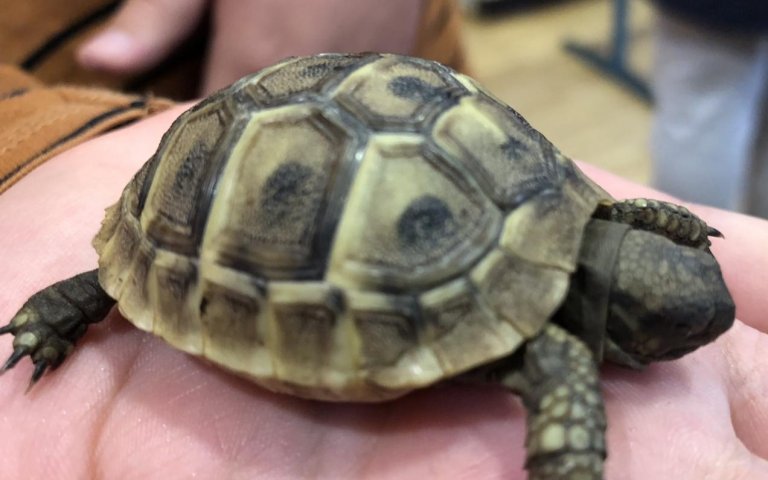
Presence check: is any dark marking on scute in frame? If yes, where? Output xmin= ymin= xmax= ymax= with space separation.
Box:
xmin=302 ymin=62 xmax=332 ymax=78
xmin=501 ymin=137 xmax=529 ymax=161
xmin=355 ymin=311 xmax=418 ymax=366
xmin=424 ymin=292 xmax=473 ymax=334
xmin=136 ymin=155 xmax=161 ymax=214
xmin=274 ymin=304 xmax=336 ymax=366
xmin=397 ymin=195 xmax=457 ymax=254
xmin=131 ymin=245 xmax=155 ymax=304
xmin=200 ymin=284 xmax=264 ymax=350
xmin=503 ymin=140 xmax=564 ymax=209
xmin=112 ymin=220 xmax=140 ymax=270
xmin=261 ymin=162 xmax=317 ymax=226
xmin=249 ymin=276 xmax=269 ymax=297
xmin=388 ymin=76 xmax=445 ymax=103
xmin=158 ymin=264 xmax=197 ymax=302
xmin=326 ymin=288 xmax=347 ymax=314
xmin=172 ymin=142 xmax=209 ymax=193
xmin=154 ymin=262 xmax=199 ymax=338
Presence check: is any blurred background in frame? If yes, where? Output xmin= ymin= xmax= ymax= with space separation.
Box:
xmin=461 ymin=0 xmax=768 ymax=218
xmin=462 ymin=0 xmax=653 ymax=184
xmin=3 ymin=0 xmax=767 ymax=217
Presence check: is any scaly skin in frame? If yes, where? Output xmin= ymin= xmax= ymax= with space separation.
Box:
xmin=595 ymin=198 xmax=721 ymax=249
xmin=496 ymin=324 xmax=606 ymax=480
xmin=0 ymin=269 xmax=114 ymax=388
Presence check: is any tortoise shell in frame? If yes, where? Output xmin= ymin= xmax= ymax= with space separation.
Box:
xmin=93 ymin=53 xmax=610 ymax=401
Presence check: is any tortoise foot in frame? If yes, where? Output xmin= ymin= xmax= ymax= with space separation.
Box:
xmin=487 ymin=324 xmax=607 ymax=480
xmin=595 ymin=198 xmax=721 ymax=249
xmin=0 ymin=317 xmax=77 ymax=388
xmin=527 ymin=452 xmax=603 ymax=480
xmin=0 ymin=270 xmax=114 ymax=389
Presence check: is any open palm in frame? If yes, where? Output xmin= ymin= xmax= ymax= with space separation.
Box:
xmin=1 ymin=106 xmax=766 ymax=479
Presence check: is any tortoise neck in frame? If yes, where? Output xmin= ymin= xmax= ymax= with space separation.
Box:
xmin=556 ymin=218 xmax=631 ymax=363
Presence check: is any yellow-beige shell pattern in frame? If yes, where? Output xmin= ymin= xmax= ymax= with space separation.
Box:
xmin=94 ymin=53 xmax=610 ymax=401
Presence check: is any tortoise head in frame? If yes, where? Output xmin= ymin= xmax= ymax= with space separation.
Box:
xmin=603 ymin=229 xmax=735 ymax=368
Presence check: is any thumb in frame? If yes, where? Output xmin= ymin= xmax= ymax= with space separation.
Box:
xmin=77 ymin=0 xmax=208 ymax=74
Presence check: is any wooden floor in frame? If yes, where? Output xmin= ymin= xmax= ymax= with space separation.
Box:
xmin=462 ymin=0 xmax=654 ymax=183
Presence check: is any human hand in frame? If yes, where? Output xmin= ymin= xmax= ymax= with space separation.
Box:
xmin=77 ymin=0 xmax=422 ymax=94
xmin=0 ymin=106 xmax=766 ymax=478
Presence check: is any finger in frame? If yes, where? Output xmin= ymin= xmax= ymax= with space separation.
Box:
xmin=695 ymin=208 xmax=768 ymax=335
xmin=601 ymin=350 xmax=768 ymax=479
xmin=200 ymin=0 xmax=422 ymax=93
xmin=77 ymin=0 xmax=208 ymax=74
xmin=721 ymin=321 xmax=768 ymax=460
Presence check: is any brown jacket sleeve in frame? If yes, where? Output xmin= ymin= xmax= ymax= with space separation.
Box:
xmin=415 ymin=0 xmax=469 ymax=73
xmin=0 ymin=65 xmax=172 ymax=194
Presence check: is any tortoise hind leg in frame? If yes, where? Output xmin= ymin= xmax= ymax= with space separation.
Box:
xmin=0 ymin=269 xmax=115 ymax=388
xmin=493 ymin=324 xmax=607 ymax=480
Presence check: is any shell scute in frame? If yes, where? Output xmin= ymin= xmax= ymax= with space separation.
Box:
xmin=353 ymin=309 xmax=419 ymax=369
xmin=199 ymin=278 xmax=268 ymax=373
xmin=240 ymin=53 xmax=372 ymax=106
xmin=141 ymin=97 xmax=234 ymax=254
xmin=433 ymin=93 xmax=564 ymax=210
xmin=202 ymin=103 xmax=358 ymax=280
xmin=470 ymin=249 xmax=570 ymax=338
xmin=150 ymin=252 xmax=201 ymax=352
xmin=327 ymin=135 xmax=502 ymax=292
xmin=419 ymin=278 xmax=523 ymax=373
xmin=333 ymin=55 xmax=468 ymax=130
xmin=94 ymin=53 xmax=611 ymax=401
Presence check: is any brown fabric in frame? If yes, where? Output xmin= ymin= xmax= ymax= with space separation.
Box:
xmin=0 ymin=65 xmax=173 ymax=194
xmin=0 ymin=0 xmax=206 ymax=99
xmin=414 ymin=0 xmax=470 ymax=74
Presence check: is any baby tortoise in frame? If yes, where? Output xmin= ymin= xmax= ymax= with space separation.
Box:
xmin=1 ymin=54 xmax=734 ymax=479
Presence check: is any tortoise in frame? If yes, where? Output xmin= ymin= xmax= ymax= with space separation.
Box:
xmin=0 ymin=53 xmax=734 ymax=479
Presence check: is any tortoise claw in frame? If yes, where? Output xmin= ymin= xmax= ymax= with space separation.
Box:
xmin=26 ymin=362 xmax=49 ymax=393
xmin=0 ymin=335 xmax=61 ymax=392
xmin=0 ymin=347 xmax=30 ymax=374
xmin=707 ymin=226 xmax=724 ymax=239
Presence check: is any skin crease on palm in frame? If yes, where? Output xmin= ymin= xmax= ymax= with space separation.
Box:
xmin=0 ymin=104 xmax=767 ymax=479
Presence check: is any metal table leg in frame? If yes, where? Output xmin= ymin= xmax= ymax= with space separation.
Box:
xmin=563 ymin=0 xmax=652 ymax=102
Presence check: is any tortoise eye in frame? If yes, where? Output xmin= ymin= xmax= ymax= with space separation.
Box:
xmin=397 ymin=195 xmax=457 ymax=254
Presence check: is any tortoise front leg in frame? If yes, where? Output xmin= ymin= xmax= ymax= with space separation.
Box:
xmin=594 ymin=198 xmax=721 ymax=249
xmin=0 ymin=269 xmax=115 ymax=388
xmin=495 ymin=324 xmax=607 ymax=480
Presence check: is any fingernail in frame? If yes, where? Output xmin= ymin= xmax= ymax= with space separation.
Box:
xmin=78 ymin=30 xmax=136 ymax=69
